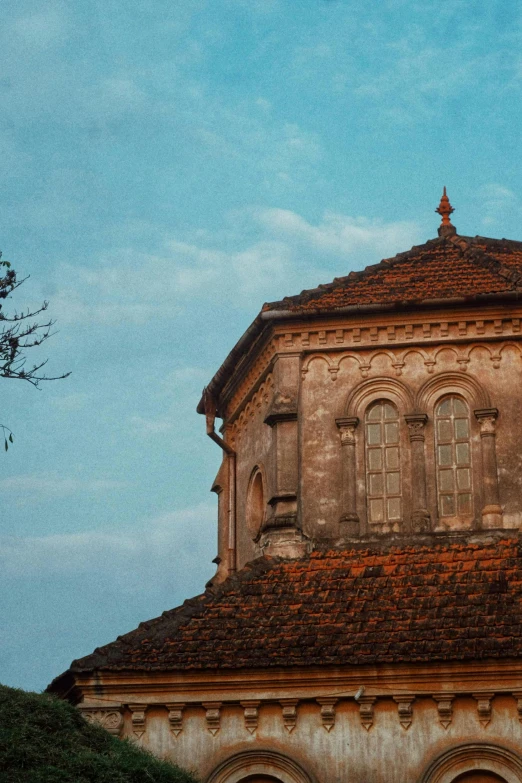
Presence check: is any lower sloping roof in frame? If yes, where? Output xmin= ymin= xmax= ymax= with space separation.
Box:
xmin=49 ymin=536 xmax=522 ymax=686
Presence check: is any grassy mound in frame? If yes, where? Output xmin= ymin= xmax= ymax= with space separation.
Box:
xmin=0 ymin=684 xmax=198 ymax=783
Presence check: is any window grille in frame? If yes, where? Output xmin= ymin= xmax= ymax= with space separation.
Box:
xmin=435 ymin=396 xmax=473 ymax=518
xmin=365 ymin=401 xmax=401 ymax=526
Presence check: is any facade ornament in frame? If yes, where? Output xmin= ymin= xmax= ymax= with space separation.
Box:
xmin=202 ymin=702 xmax=222 ymax=736
xmin=240 ymin=701 xmax=260 ymax=734
xmin=393 ymin=695 xmax=415 ymax=730
xmin=166 ymin=703 xmax=185 ymax=737
xmin=473 ymin=692 xmax=494 ymax=727
xmin=79 ymin=706 xmax=123 ymax=737
xmin=317 ymin=698 xmax=338 ymax=732
xmin=280 ymin=699 xmax=299 ymax=733
xmin=128 ymin=704 xmax=147 ymax=739
xmin=432 ymin=694 xmax=455 ymax=729
xmin=358 ymin=696 xmax=376 ymax=731
xmin=436 ymin=187 xmax=457 ymax=236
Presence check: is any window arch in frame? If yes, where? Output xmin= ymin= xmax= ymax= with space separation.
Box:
xmin=365 ymin=400 xmax=402 ymax=530
xmin=435 ymin=395 xmax=473 ymax=520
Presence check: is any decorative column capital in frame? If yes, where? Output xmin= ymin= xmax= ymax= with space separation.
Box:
xmin=404 ymin=413 xmax=428 ymax=442
xmin=474 ymin=408 xmax=499 ymax=436
xmin=432 ymin=694 xmax=455 ymax=729
xmin=358 ymin=695 xmax=376 ymax=731
xmin=166 ymin=703 xmax=185 ymax=737
xmin=127 ymin=704 xmax=147 ymax=739
xmin=317 ymin=697 xmax=338 ymax=732
xmin=202 ymin=702 xmax=222 ymax=736
xmin=512 ymin=691 xmax=522 ymax=722
xmin=393 ymin=695 xmax=415 ymax=730
xmin=279 ymin=699 xmax=299 ymax=733
xmin=240 ymin=701 xmax=260 ymax=734
xmin=336 ymin=416 xmax=359 ymax=445
xmin=472 ymin=692 xmax=494 ymax=727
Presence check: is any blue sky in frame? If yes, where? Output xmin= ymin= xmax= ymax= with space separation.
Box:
xmin=1 ymin=0 xmax=522 ymax=692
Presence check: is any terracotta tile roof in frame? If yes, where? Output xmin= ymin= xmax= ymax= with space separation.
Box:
xmin=58 ymin=537 xmax=522 ymax=676
xmin=264 ymin=235 xmax=522 ymax=313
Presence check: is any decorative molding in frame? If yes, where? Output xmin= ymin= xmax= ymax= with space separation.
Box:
xmin=202 ymin=702 xmax=222 ymax=736
xmin=166 ymin=702 xmax=185 ymax=737
xmin=280 ymin=699 xmax=299 ymax=733
xmin=207 ymin=749 xmax=314 ymax=783
xmin=473 ymin=692 xmax=494 ymax=727
xmin=393 ymin=695 xmax=415 ymax=730
xmin=420 ymin=742 xmax=522 ymax=783
xmin=79 ymin=706 xmax=123 ymax=737
xmin=512 ymin=691 xmax=522 ymax=722
xmin=127 ymin=704 xmax=147 ymax=739
xmin=317 ymin=698 xmax=337 ymax=732
xmin=358 ymin=696 xmax=376 ymax=731
xmin=432 ymin=694 xmax=455 ymax=729
xmin=240 ymin=701 xmax=260 ymax=734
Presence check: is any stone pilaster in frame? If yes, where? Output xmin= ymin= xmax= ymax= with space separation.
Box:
xmin=475 ymin=408 xmax=502 ymax=529
xmin=405 ymin=414 xmax=430 ymax=533
xmin=335 ymin=416 xmax=360 ymax=536
xmin=262 ymin=354 xmax=305 ymax=557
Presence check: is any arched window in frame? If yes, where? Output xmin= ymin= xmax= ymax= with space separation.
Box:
xmin=435 ymin=396 xmax=473 ymax=519
xmin=246 ymin=469 xmax=265 ymax=537
xmin=365 ymin=400 xmax=401 ymax=527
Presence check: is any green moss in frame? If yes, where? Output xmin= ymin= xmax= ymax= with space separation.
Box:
xmin=0 ymin=684 xmax=198 ymax=783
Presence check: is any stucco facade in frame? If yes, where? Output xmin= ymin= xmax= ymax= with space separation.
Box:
xmin=50 ymin=196 xmax=522 ymax=783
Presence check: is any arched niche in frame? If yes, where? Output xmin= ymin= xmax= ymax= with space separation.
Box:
xmin=420 ymin=743 xmax=522 ymax=783
xmin=246 ymin=467 xmax=266 ymax=538
xmin=415 ymin=371 xmax=491 ymax=413
xmin=206 ymin=749 xmax=315 ymax=783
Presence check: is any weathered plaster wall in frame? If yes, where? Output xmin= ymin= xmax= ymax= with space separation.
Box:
xmin=217 ymin=306 xmax=522 ymax=573
xmin=81 ymin=680 xmax=522 ymax=783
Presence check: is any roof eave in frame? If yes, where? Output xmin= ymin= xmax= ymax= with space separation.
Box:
xmin=197 ymin=289 xmax=522 ymax=415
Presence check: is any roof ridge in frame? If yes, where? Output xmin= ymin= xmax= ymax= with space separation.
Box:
xmin=446 ymin=234 xmax=522 ymax=288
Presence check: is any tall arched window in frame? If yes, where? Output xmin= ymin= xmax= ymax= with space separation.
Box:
xmin=365 ymin=401 xmax=401 ymax=527
xmin=435 ymin=396 xmax=472 ymax=519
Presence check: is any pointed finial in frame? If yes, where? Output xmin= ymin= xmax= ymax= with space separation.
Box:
xmin=435 ymin=187 xmax=456 ymax=236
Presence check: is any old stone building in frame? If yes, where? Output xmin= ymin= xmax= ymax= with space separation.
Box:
xmin=50 ymin=191 xmax=522 ymax=783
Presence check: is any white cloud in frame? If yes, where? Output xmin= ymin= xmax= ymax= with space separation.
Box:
xmin=0 ymin=502 xmax=215 ymax=577
xmin=50 ymin=392 xmax=90 ymax=412
xmin=129 ymin=414 xmax=174 ymax=436
xmin=256 ymin=208 xmax=421 ymax=259
xmin=0 ymin=474 xmax=127 ymax=500
xmin=479 ymin=184 xmax=520 ymax=228
xmin=48 ymin=207 xmax=422 ymax=327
